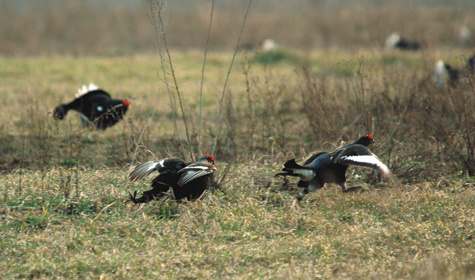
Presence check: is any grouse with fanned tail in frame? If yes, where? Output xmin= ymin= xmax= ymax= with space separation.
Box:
xmin=276 ymin=135 xmax=390 ymax=200
xmin=53 ymin=83 xmax=130 ymax=130
xmin=129 ymin=155 xmax=216 ymax=203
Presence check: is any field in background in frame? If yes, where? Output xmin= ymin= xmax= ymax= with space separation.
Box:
xmin=1 ymin=0 xmax=475 ymax=279
xmin=1 ymin=0 xmax=475 ymax=55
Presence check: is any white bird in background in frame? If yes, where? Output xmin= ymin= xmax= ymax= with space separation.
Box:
xmin=262 ymin=39 xmax=277 ymax=51
xmin=458 ymin=26 xmax=472 ymax=44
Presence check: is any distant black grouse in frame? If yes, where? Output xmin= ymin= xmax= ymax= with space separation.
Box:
xmin=129 ymin=154 xmax=216 ymax=203
xmin=434 ymin=55 xmax=475 ymax=88
xmin=53 ymin=83 xmax=130 ymax=130
xmin=385 ymin=33 xmax=421 ymax=51
xmin=276 ymin=135 xmax=390 ymax=200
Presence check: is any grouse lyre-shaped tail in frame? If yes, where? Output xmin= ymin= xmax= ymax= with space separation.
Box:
xmin=53 ymin=83 xmax=130 ymax=130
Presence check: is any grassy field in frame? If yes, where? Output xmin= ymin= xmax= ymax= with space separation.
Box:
xmin=0 ymin=49 xmax=474 ymax=279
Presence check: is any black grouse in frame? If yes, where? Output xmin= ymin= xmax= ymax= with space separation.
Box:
xmin=385 ymin=33 xmax=421 ymax=51
xmin=276 ymin=135 xmax=390 ymax=201
xmin=53 ymin=83 xmax=130 ymax=130
xmin=129 ymin=154 xmax=216 ymax=203
xmin=468 ymin=55 xmax=475 ymax=75
xmin=434 ymin=56 xmax=475 ymax=88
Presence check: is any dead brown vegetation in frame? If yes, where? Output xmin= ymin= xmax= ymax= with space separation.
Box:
xmin=1 ymin=0 xmax=474 ymax=55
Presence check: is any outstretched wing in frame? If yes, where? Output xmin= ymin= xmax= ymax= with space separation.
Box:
xmin=128 ymin=161 xmax=161 ymax=182
xmin=128 ymin=158 xmax=187 ymax=182
xmin=177 ymin=164 xmax=215 ymax=187
xmin=332 ymin=144 xmax=390 ymax=175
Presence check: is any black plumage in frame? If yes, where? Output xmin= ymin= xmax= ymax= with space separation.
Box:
xmin=386 ymin=33 xmax=421 ymax=51
xmin=394 ymin=39 xmax=421 ymax=50
xmin=129 ymin=155 xmax=216 ymax=203
xmin=468 ymin=55 xmax=475 ymax=75
xmin=53 ymin=84 xmax=130 ymax=130
xmin=444 ymin=63 xmax=462 ymax=88
xmin=276 ymin=135 xmax=390 ymax=200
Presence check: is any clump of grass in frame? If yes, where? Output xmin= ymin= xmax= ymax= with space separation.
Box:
xmin=253 ymin=49 xmax=302 ymax=65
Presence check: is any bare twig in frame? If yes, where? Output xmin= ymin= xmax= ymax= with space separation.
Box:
xmin=212 ymin=0 xmax=254 ymax=155
xmin=148 ymin=0 xmax=192 ymax=160
xmin=130 ymin=116 xmax=155 ymax=167
xmin=198 ymin=0 xmax=215 ymax=157
xmin=214 ymin=163 xmax=232 ymax=194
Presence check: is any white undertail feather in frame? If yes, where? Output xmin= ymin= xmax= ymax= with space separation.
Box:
xmin=262 ymin=39 xmax=277 ymax=51
xmin=157 ymin=159 xmax=165 ymax=168
xmin=433 ymin=60 xmax=447 ymax=87
xmin=340 ymin=155 xmax=390 ymax=175
xmin=458 ymin=26 xmax=471 ymax=43
xmin=129 ymin=161 xmax=160 ymax=182
xmin=75 ymin=83 xmax=99 ymax=98
xmin=291 ymin=169 xmax=316 ymax=181
xmin=385 ymin=32 xmax=400 ymax=49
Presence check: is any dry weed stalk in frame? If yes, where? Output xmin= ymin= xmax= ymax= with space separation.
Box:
xmin=198 ymin=0 xmax=215 ymax=156
xmin=211 ymin=0 xmax=254 ymax=155
xmin=241 ymin=59 xmax=257 ymax=153
xmin=146 ymin=0 xmax=253 ymax=161
xmin=148 ymin=0 xmax=192 ymax=160
xmin=299 ymin=64 xmax=334 ymax=141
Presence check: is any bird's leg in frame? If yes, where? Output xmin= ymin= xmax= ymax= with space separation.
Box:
xmin=341 ymin=182 xmax=363 ymax=193
xmin=129 ymin=189 xmax=161 ymax=204
xmin=374 ymin=169 xmax=380 ymax=182
xmin=297 ymin=183 xmax=318 ymax=201
xmin=340 ymin=182 xmax=347 ymax=192
xmin=129 ymin=190 xmax=139 ymax=203
xmin=297 ymin=188 xmax=309 ymax=201
xmin=282 ymin=176 xmax=290 ymax=188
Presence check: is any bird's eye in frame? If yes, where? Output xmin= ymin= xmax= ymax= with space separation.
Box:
xmin=97 ymin=106 xmax=103 ymax=112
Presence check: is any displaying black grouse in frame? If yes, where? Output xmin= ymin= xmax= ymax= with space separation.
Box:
xmin=53 ymin=83 xmax=130 ymax=130
xmin=129 ymin=155 xmax=216 ymax=203
xmin=276 ymin=135 xmax=390 ymax=200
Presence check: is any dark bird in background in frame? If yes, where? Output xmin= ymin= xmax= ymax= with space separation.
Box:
xmin=468 ymin=55 xmax=475 ymax=75
xmin=129 ymin=154 xmax=216 ymax=203
xmin=276 ymin=135 xmax=390 ymax=201
xmin=385 ymin=33 xmax=421 ymax=51
xmin=433 ymin=55 xmax=475 ymax=88
xmin=53 ymin=83 xmax=130 ymax=130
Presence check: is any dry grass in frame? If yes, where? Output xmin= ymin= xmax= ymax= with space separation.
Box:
xmin=0 ymin=165 xmax=473 ymax=279
xmin=0 ymin=49 xmax=474 ymax=279
xmin=1 ymin=2 xmax=475 ymax=277
xmin=1 ymin=1 xmax=474 ymax=55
